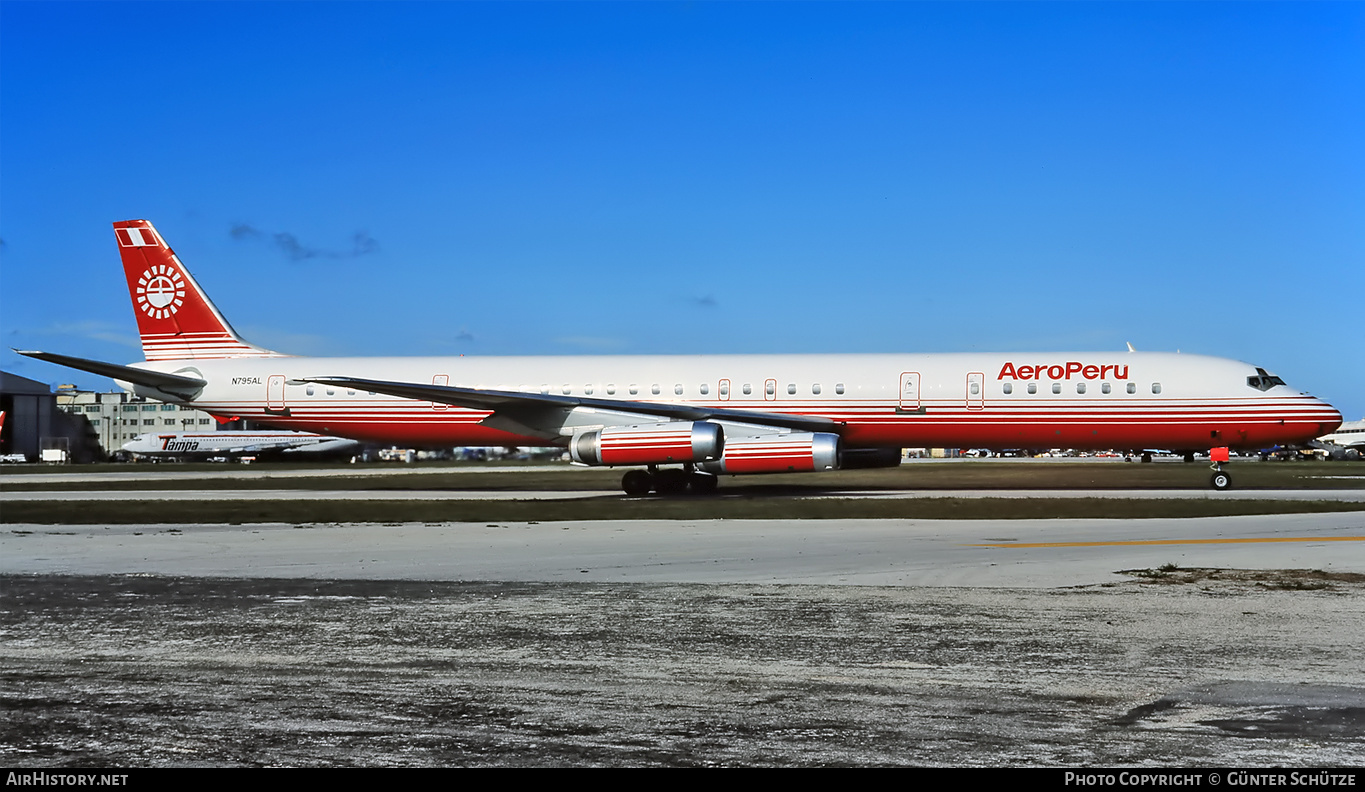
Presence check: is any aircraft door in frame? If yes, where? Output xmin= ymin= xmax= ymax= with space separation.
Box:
xmin=432 ymin=374 xmax=449 ymax=411
xmin=898 ymin=371 xmax=920 ymax=412
xmin=266 ymin=375 xmax=287 ymax=413
xmin=966 ymin=371 xmax=985 ymax=411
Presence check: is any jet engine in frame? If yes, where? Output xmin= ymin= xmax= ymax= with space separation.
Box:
xmin=698 ymin=432 xmax=841 ymax=474
xmin=570 ymin=422 xmax=724 ymax=466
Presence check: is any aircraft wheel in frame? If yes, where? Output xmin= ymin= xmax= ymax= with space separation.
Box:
xmin=1141 ymin=452 xmax=1153 ymax=463
xmin=689 ymin=472 xmax=719 ymax=495
xmin=655 ymin=468 xmax=691 ymax=495
xmin=1183 ymin=452 xmax=1195 ymax=463
xmin=622 ymin=469 xmax=653 ymax=496
xmin=1210 ymin=471 xmax=1232 ymax=491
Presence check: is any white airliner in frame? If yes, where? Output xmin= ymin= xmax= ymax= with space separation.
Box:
xmin=19 ymin=220 xmax=1343 ymax=493
xmin=1316 ymin=419 xmax=1365 ymax=460
xmin=122 ymin=430 xmax=361 ymax=461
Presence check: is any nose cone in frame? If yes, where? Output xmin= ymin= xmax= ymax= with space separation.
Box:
xmin=1316 ymin=399 xmax=1343 ymax=437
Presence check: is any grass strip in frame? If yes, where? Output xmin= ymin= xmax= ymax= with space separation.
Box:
xmin=6 ymin=497 xmax=1363 ymax=525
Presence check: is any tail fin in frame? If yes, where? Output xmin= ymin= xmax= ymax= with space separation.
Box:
xmin=114 ymin=220 xmax=281 ymax=361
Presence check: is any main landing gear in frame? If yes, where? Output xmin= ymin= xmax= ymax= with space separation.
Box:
xmin=621 ymin=465 xmax=719 ymax=496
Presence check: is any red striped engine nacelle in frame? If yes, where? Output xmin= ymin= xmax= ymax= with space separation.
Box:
xmin=699 ymin=432 xmax=842 ymax=475
xmin=570 ymin=422 xmax=725 ymax=466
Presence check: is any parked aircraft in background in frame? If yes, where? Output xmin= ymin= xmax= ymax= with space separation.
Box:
xmin=19 ymin=220 xmax=1343 ymax=493
xmin=122 ymin=430 xmax=361 ymax=461
xmin=1315 ymin=419 xmax=1365 ymax=460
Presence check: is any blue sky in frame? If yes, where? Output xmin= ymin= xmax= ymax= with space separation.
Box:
xmin=2 ymin=2 xmax=1362 ymax=418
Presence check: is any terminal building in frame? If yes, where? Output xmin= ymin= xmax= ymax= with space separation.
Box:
xmin=0 ymin=371 xmax=222 ymax=462
xmin=54 ymin=384 xmax=221 ymax=457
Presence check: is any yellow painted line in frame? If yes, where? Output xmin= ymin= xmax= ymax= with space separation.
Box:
xmin=968 ymin=536 xmax=1365 ymax=549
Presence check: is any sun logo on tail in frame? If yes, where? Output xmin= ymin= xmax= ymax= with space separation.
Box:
xmin=137 ymin=264 xmax=186 ymax=319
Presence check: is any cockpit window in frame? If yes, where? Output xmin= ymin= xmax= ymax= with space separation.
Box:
xmin=1247 ymin=367 xmax=1286 ymax=391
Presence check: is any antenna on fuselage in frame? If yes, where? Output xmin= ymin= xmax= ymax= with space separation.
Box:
xmin=1126 ymin=342 xmax=1136 ymax=352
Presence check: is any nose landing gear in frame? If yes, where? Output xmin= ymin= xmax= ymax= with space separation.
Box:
xmin=1209 ymin=446 xmax=1232 ymax=490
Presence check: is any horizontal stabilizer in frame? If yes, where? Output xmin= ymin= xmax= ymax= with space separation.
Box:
xmin=15 ymin=350 xmax=207 ymax=396
xmin=303 ymin=376 xmax=839 ymax=434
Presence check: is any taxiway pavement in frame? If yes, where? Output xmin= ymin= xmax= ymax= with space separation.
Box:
xmin=5 ymin=513 xmax=1363 ymax=587
xmin=5 ymin=468 xmax=1363 ymax=766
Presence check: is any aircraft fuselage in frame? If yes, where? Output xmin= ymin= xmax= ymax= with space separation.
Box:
xmin=125 ymin=351 xmax=1339 ymax=453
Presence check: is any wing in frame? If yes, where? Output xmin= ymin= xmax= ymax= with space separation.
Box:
xmin=302 ymin=375 xmax=840 ymax=435
xmin=16 ymin=350 xmax=206 ymax=398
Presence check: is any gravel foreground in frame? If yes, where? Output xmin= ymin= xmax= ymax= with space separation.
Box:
xmin=2 ymin=574 xmax=1363 ymax=767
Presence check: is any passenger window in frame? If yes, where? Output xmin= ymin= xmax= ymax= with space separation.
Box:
xmin=719 ymin=383 xmax=729 ymax=397
xmin=585 ymin=385 xmax=594 ymax=395
xmin=606 ymin=384 xmax=616 ymax=395
xmin=787 ymin=383 xmax=796 ymax=395
xmin=1076 ymin=382 xmax=1086 ymax=394
xmin=765 ymin=381 xmax=775 ymax=396
xmin=970 ymin=382 xmax=980 ymax=395
xmin=562 ymin=385 xmax=572 ymax=395
xmin=306 ymin=385 xmax=315 ymax=396
xmin=674 ymin=384 xmax=683 ymax=396
xmin=651 ymin=384 xmax=660 ymax=395
xmin=1101 ymin=382 xmax=1111 ymax=394
xmin=743 ymin=383 xmax=752 ymax=395
xmin=835 ymin=383 xmax=845 ymax=395
xmin=1126 ymin=383 xmax=1137 ymax=394
xmin=1027 ymin=383 xmax=1037 ymax=394
xmin=700 ymin=384 xmax=709 ymax=395
xmin=1003 ymin=383 xmax=1013 ymax=394
xmin=1051 ymin=383 xmax=1061 ymax=394
xmin=1152 ymin=383 xmax=1162 ymax=394
xmin=629 ymin=384 xmax=638 ymax=395
xmin=812 ymin=384 xmax=821 ymax=395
